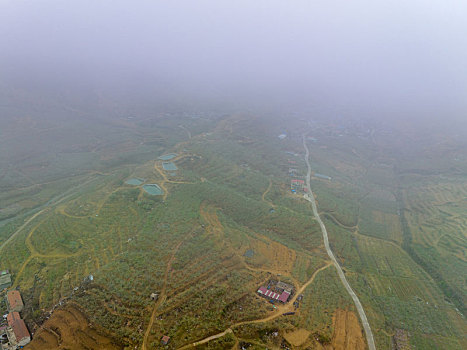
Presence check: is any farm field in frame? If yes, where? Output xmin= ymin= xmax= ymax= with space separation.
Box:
xmin=0 ymin=112 xmax=466 ymax=350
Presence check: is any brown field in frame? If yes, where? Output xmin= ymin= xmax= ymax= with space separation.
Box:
xmin=199 ymin=203 xmax=224 ymax=238
xmin=284 ymin=328 xmax=311 ymax=347
xmin=330 ymin=309 xmax=366 ymax=350
xmin=26 ymin=304 xmax=122 ymax=350
xmin=245 ymin=234 xmax=297 ymax=275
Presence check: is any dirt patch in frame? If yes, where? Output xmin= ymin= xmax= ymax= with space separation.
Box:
xmin=331 ymin=309 xmax=366 ymax=350
xmin=248 ymin=234 xmax=296 ymax=274
xmin=26 ymin=304 xmax=122 ymax=350
xmin=284 ymin=328 xmax=310 ymax=347
xmin=200 ymin=203 xmax=223 ymax=238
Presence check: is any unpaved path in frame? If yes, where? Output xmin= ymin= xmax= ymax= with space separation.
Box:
xmin=0 ymin=208 xmax=47 ymax=254
xmin=177 ymin=263 xmax=332 ymax=349
xmin=154 ymin=159 xmax=194 ymax=201
xmin=302 ymin=134 xmax=376 ymax=350
xmin=1 ymin=174 xmax=101 ymax=254
xmin=185 ymin=328 xmax=234 ymax=348
xmin=141 ymin=229 xmax=193 ymax=350
xmin=261 ymin=177 xmax=275 ymax=208
xmin=13 ymin=218 xmax=84 ymax=287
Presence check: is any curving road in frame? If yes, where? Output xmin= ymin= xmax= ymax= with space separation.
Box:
xmin=302 ymin=135 xmax=376 ymax=350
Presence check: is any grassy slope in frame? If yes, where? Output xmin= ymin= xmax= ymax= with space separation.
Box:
xmin=1 ymin=113 xmax=465 ymax=349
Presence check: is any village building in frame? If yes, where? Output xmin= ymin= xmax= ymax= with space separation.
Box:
xmin=0 ymin=271 xmax=11 ymax=290
xmin=7 ymin=318 xmax=31 ymax=348
xmin=276 ymin=281 xmax=294 ymax=293
xmin=257 ymin=286 xmax=291 ymax=303
xmin=6 ymin=312 xmax=20 ymax=327
xmin=161 ymin=335 xmax=170 ymax=345
xmin=291 ymin=179 xmax=306 ymax=193
xmin=6 ymin=291 xmax=24 ymax=313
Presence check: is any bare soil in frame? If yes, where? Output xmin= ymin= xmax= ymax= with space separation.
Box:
xmin=330 ymin=309 xmax=366 ymax=350
xmin=26 ymin=304 xmax=121 ymax=350
xmin=284 ymin=328 xmax=311 ymax=347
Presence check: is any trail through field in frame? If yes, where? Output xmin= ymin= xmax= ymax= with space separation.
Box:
xmin=199 ymin=203 xmax=223 ymax=238
xmin=302 ymin=134 xmax=376 ymax=350
xmin=0 ymin=208 xmax=47 ymax=254
xmin=141 ymin=230 xmax=193 ymax=350
xmin=13 ymin=219 xmax=84 ymax=287
xmin=154 ymin=159 xmax=194 ymax=201
xmin=322 ymin=211 xmax=358 ymax=230
xmin=183 ymin=328 xmax=234 ymax=348
xmin=177 ymin=262 xmax=331 ymax=349
xmin=1 ymin=174 xmax=102 ymax=254
xmin=261 ymin=177 xmax=275 ymax=208
xmin=56 ymin=204 xmax=89 ymax=219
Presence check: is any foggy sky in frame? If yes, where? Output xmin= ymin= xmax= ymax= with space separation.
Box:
xmin=1 ymin=0 xmax=467 ymax=120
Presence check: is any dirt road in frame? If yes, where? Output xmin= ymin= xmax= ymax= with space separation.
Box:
xmin=302 ymin=135 xmax=376 ymax=350
xmin=0 ymin=208 xmax=47 ymax=254
xmin=177 ymin=263 xmax=332 ymax=349
xmin=141 ymin=229 xmax=194 ymax=350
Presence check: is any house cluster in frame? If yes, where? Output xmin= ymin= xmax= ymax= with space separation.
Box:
xmin=1 ymin=289 xmax=31 ymax=349
xmin=257 ymin=280 xmax=294 ymax=304
xmin=290 ymin=179 xmax=307 ymax=193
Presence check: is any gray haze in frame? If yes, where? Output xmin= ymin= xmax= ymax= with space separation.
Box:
xmin=1 ymin=0 xmax=467 ymax=121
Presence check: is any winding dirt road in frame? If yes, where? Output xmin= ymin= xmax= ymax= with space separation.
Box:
xmin=302 ymin=135 xmax=376 ymax=350
xmin=177 ymin=263 xmax=332 ymax=349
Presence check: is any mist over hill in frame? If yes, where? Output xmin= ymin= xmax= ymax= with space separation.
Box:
xmin=1 ymin=0 xmax=467 ymax=124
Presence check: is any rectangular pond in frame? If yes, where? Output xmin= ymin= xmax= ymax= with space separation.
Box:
xmin=125 ymin=178 xmax=144 ymax=186
xmin=142 ymin=184 xmax=164 ymax=195
xmin=158 ymin=153 xmax=177 ymax=161
xmin=162 ymin=162 xmax=178 ymax=171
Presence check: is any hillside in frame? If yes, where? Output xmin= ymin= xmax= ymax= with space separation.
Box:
xmin=0 ymin=113 xmax=465 ymax=349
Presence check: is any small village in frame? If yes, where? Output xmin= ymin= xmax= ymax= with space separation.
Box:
xmin=0 ymin=271 xmax=31 ymax=350
xmin=255 ymin=279 xmax=304 ymax=316
xmin=256 ymin=279 xmax=295 ymax=306
xmin=278 ymin=132 xmax=332 ymax=197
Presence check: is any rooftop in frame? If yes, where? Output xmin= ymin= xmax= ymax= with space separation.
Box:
xmin=7 ymin=312 xmax=21 ymax=327
xmin=11 ymin=319 xmax=30 ymax=341
xmin=7 ymin=290 xmax=23 ymax=311
xmin=257 ymin=287 xmax=280 ymax=300
xmin=278 ymin=291 xmax=290 ymax=303
xmin=291 ymin=179 xmax=305 ymax=184
xmin=276 ymin=281 xmax=294 ymax=292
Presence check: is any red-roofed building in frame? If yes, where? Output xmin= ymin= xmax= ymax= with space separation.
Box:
xmin=291 ymin=179 xmax=306 ymax=192
xmin=257 ymin=287 xmax=282 ymax=301
xmin=278 ymin=291 xmax=290 ymax=303
xmin=291 ymin=179 xmax=305 ymax=184
xmin=257 ymin=282 xmax=294 ymax=304
xmin=6 ymin=290 xmax=24 ymax=312
xmin=7 ymin=311 xmax=21 ymax=326
xmin=7 ymin=319 xmax=31 ymax=347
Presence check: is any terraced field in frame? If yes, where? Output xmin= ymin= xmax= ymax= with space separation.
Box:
xmin=1 ymin=113 xmax=466 ymax=349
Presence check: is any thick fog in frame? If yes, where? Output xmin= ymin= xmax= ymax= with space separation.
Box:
xmin=1 ymin=0 xmax=467 ymax=120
